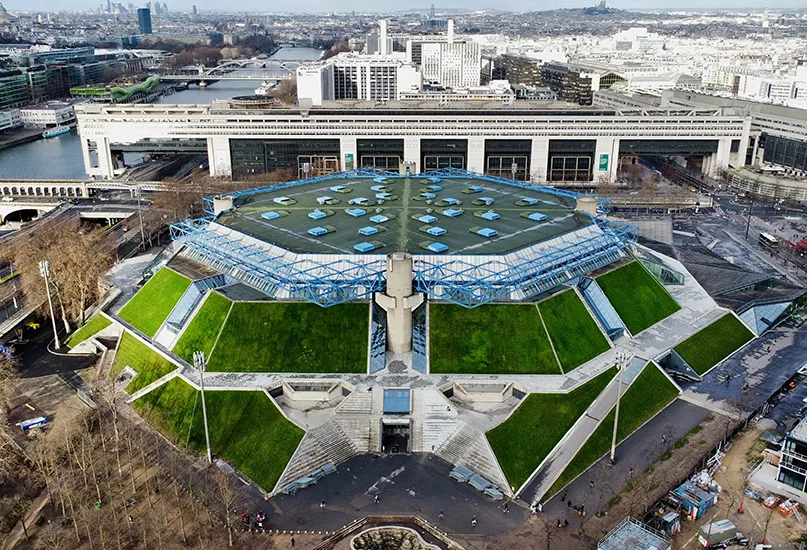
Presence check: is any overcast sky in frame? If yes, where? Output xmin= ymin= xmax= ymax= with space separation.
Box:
xmin=2 ymin=0 xmax=800 ymax=12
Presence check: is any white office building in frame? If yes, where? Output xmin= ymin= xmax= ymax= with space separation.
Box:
xmin=296 ymin=64 xmax=334 ymax=106
xmin=0 ymin=108 xmax=20 ymax=132
xmin=18 ymin=102 xmax=75 ymax=126
xmin=421 ymin=41 xmax=481 ymax=89
xmin=297 ymin=53 xmax=422 ymax=105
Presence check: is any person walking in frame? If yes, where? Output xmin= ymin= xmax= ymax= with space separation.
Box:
xmin=471 ymin=515 xmax=477 ymax=527
xmin=374 ymin=494 xmax=380 ymax=503
xmin=561 ymin=489 xmax=567 ymax=501
xmin=291 ymin=537 xmax=295 ymax=547
xmin=320 ymin=500 xmax=325 ymax=508
xmin=438 ymin=510 xmax=444 ymax=519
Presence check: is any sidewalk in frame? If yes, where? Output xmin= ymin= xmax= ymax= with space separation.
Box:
xmin=519 ymin=357 xmax=645 ymax=504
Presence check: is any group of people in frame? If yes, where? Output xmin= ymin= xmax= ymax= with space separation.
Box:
xmin=238 ymin=510 xmax=267 ymax=532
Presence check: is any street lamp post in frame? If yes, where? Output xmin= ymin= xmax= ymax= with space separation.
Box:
xmin=610 ymin=350 xmax=630 ymax=463
xmin=193 ymin=351 xmax=213 ymax=464
xmin=134 ymin=186 xmax=146 ymax=251
xmin=744 ymin=201 xmax=754 ymax=241
xmin=38 ymin=260 xmax=61 ymax=350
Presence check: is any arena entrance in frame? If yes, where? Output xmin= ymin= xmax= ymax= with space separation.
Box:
xmin=381 ymin=389 xmax=412 ymax=453
xmin=381 ymin=420 xmax=411 ymax=454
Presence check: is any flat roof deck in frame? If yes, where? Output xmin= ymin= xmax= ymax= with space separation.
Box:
xmin=217 ymin=176 xmax=592 ymax=256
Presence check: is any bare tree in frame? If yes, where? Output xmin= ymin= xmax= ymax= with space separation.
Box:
xmin=36 ymin=521 xmax=68 ymax=550
xmin=213 ymin=468 xmax=243 ymax=547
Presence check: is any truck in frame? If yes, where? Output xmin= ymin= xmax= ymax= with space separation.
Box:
xmin=698 ymin=520 xmax=748 ymax=548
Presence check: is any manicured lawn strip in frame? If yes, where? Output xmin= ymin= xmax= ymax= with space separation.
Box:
xmin=487 ymin=366 xmax=617 ymax=490
xmin=66 ymin=314 xmax=112 ymax=348
xmin=207 ymin=302 xmax=368 ymax=373
xmin=429 ymin=304 xmax=560 ymax=375
xmin=539 ymin=290 xmax=610 ymax=371
xmin=596 ymin=262 xmax=681 ymax=335
xmin=172 ymin=292 xmax=233 ymax=362
xmin=119 ymin=268 xmax=191 ymax=337
xmin=112 ymin=331 xmax=178 ymax=394
xmin=547 ymin=364 xmax=680 ymax=496
xmin=674 ymin=314 xmax=755 ymax=375
xmin=133 ymin=379 xmax=304 ymax=491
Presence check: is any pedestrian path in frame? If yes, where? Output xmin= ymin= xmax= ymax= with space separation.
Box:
xmin=520 ymin=357 xmax=646 ymax=505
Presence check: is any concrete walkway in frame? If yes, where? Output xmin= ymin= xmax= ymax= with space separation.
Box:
xmin=519 ymin=357 xmax=646 ymax=504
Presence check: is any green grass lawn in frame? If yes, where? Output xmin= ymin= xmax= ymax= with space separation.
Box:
xmin=133 ymin=378 xmax=304 ymax=491
xmin=429 ymin=304 xmax=561 ymax=374
xmin=118 ymin=268 xmax=192 ymax=337
xmin=538 ymin=290 xmax=611 ymax=371
xmin=674 ymin=314 xmax=755 ymax=375
xmin=172 ymin=292 xmax=233 ymax=362
xmin=487 ymin=366 xmax=617 ymax=490
xmin=547 ymin=363 xmax=680 ymax=496
xmin=206 ymin=302 xmax=368 ymax=373
xmin=66 ymin=314 xmax=112 ymax=348
xmin=596 ymin=262 xmax=681 ymax=335
xmin=112 ymin=331 xmax=178 ymax=394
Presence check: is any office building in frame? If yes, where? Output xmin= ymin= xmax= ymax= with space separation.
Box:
xmin=19 ymin=102 xmax=75 ymax=126
xmin=296 ymin=64 xmax=334 ymax=106
xmin=0 ymin=72 xmax=31 ymax=109
xmin=0 ymin=108 xmax=21 ymax=132
xmin=540 ymin=64 xmax=593 ymax=106
xmin=137 ymin=8 xmax=152 ymax=35
xmin=297 ymin=53 xmax=421 ymax=105
xmin=495 ymin=55 xmax=542 ymax=87
xmin=777 ymin=417 xmax=807 ymax=495
xmin=421 ymin=41 xmax=481 ymax=89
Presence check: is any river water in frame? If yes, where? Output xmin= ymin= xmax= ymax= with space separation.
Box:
xmin=0 ymin=46 xmax=323 ymax=181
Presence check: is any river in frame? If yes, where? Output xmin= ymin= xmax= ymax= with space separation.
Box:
xmin=0 ymin=46 xmax=323 ymax=181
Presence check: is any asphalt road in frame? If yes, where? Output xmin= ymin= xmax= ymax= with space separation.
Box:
xmin=681 ymin=320 xmax=807 ymax=416
xmin=263 ymin=453 xmax=526 ymax=535
xmin=14 ymin=324 xmax=95 ymax=378
xmin=541 ymin=399 xmax=712 ymax=522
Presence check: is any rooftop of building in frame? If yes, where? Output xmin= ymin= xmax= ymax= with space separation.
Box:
xmin=598 ymin=517 xmax=671 ymax=550
xmin=789 ymin=415 xmax=807 ymax=445
xmin=215 ymin=171 xmax=594 ymax=257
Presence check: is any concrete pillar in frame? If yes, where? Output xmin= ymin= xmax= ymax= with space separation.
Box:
xmin=737 ymin=118 xmax=752 ymax=168
xmin=530 ymin=137 xmax=549 ymax=184
xmin=213 ymin=196 xmax=234 ymax=216
xmin=575 ymin=197 xmax=598 ymax=217
xmin=702 ymin=154 xmax=711 ymax=177
xmin=404 ymin=137 xmax=420 ymax=174
xmin=374 ymin=252 xmax=424 ymax=354
xmin=610 ymin=138 xmax=620 ymax=181
xmin=714 ymin=138 xmax=731 ymax=177
xmin=80 ymin=137 xmax=95 ymax=178
xmin=751 ymin=135 xmax=760 ymax=167
xmin=340 ymin=136 xmax=357 ymax=171
xmin=594 ymin=137 xmax=617 ymax=184
xmin=96 ymin=137 xmax=115 ymax=180
xmin=467 ymin=137 xmax=485 ymax=174
xmin=207 ymin=136 xmax=233 ymax=178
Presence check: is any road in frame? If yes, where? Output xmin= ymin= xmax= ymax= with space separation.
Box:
xmin=15 ymin=324 xmax=95 ymax=378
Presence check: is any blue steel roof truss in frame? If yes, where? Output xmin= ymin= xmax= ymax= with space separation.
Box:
xmin=177 ymin=170 xmax=634 ymax=308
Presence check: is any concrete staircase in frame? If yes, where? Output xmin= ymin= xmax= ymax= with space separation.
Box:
xmin=335 ymin=417 xmax=373 ymax=453
xmin=337 ymin=389 xmax=374 ymax=415
xmin=417 ymin=389 xmax=459 ymax=453
xmin=275 ymin=420 xmax=359 ymax=491
xmin=435 ymin=423 xmax=511 ymax=495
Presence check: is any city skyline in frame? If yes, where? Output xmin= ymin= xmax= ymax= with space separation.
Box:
xmin=3 ymin=1 xmax=807 ymax=12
